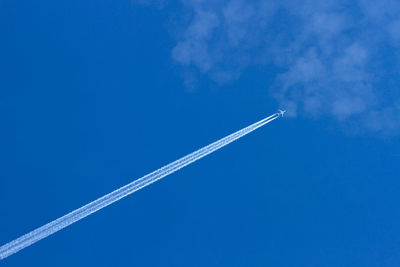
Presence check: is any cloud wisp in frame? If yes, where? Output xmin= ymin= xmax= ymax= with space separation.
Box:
xmin=167 ymin=0 xmax=400 ymax=134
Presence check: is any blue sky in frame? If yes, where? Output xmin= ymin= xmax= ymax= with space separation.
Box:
xmin=1 ymin=0 xmax=400 ymax=266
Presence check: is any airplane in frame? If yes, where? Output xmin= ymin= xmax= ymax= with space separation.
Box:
xmin=278 ymin=109 xmax=286 ymax=117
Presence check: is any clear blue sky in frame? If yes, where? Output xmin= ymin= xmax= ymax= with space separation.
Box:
xmin=1 ymin=1 xmax=400 ymax=266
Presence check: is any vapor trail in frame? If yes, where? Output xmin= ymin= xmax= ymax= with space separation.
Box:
xmin=0 ymin=112 xmax=281 ymax=260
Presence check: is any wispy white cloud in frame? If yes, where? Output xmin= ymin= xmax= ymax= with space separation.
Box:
xmin=140 ymin=0 xmax=400 ymax=134
xmin=172 ymin=10 xmax=219 ymax=72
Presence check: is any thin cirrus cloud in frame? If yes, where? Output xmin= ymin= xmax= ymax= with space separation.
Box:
xmin=144 ymin=0 xmax=400 ymax=134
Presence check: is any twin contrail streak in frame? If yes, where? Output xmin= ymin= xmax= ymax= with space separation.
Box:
xmin=0 ymin=112 xmax=281 ymax=260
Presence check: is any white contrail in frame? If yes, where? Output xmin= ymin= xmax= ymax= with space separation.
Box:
xmin=0 ymin=112 xmax=281 ymax=260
